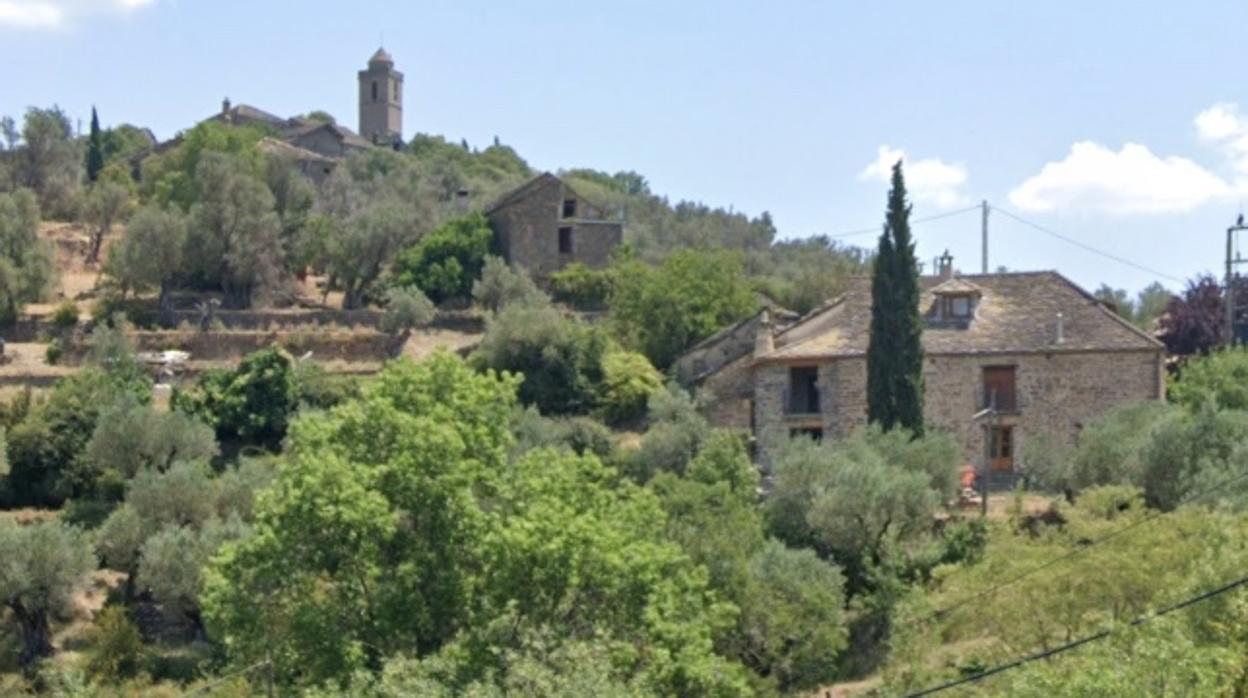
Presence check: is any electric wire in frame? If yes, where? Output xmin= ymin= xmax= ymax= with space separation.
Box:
xmin=992 ymin=205 xmax=1187 ymax=285
xmin=825 ymin=204 xmax=981 ymax=240
xmin=905 ymin=572 xmax=1248 ymax=696
xmin=932 ymin=465 xmax=1248 ymax=619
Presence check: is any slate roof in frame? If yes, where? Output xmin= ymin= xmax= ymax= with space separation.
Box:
xmin=758 ymin=271 xmax=1162 ymax=362
xmin=286 ymin=121 xmax=373 ymax=151
xmin=256 ymin=137 xmax=334 ymax=164
xmin=370 ymin=47 xmax=393 ymax=65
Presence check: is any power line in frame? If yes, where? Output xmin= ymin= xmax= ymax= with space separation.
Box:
xmin=992 ymin=205 xmax=1187 ymax=285
xmin=932 ymin=466 xmax=1248 ymax=619
xmin=826 ymin=205 xmax=981 ymax=240
xmin=905 ymin=571 xmax=1248 ymax=697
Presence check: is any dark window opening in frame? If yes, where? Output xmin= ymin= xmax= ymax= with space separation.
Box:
xmin=786 ymin=366 xmax=820 ymax=415
xmin=983 ymin=365 xmax=1017 ymax=412
xmin=989 ymin=425 xmax=1014 ymax=471
xmin=562 ymin=199 xmax=577 ymax=218
xmin=558 ymin=227 xmax=573 ymax=254
xmin=371 ymin=81 xmax=378 ymax=102
xmin=790 ymin=427 xmax=824 ymax=442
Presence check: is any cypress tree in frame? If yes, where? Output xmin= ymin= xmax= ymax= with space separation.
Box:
xmin=866 ymin=161 xmax=925 ymax=435
xmin=86 ymin=106 xmax=104 ymax=183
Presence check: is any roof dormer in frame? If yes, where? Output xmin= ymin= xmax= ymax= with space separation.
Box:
xmin=929 ymin=276 xmax=982 ymax=328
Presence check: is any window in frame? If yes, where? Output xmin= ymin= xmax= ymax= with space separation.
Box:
xmin=786 ymin=366 xmax=820 ymax=415
xmin=562 ymin=199 xmax=577 ymax=218
xmin=371 ymin=81 xmax=378 ymax=102
xmin=989 ymin=426 xmax=1014 ymax=471
xmin=393 ymin=81 xmax=399 ymax=101
xmin=950 ymin=296 xmax=971 ymax=317
xmin=983 ymin=366 xmax=1017 ymax=411
xmin=790 ymin=427 xmax=823 ymax=442
xmin=558 ymin=227 xmax=574 ymax=254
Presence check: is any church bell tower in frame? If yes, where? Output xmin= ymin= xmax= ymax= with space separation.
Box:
xmin=358 ymin=47 xmax=403 ymax=147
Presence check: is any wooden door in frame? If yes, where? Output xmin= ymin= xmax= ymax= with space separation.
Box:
xmin=989 ymin=426 xmax=1014 ymax=472
xmin=983 ymin=366 xmax=1017 ymax=411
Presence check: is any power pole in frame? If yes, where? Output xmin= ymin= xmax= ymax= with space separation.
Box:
xmin=1227 ymin=219 xmax=1248 ymax=347
xmin=981 ymin=200 xmax=989 ymax=274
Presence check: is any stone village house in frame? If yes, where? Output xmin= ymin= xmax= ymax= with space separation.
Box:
xmin=674 ymin=257 xmax=1166 ymax=484
xmin=486 ymin=173 xmax=623 ymax=280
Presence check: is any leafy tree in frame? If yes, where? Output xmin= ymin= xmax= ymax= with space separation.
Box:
xmin=472 ymin=255 xmax=543 ymax=312
xmin=142 ymin=120 xmax=267 ymax=210
xmin=263 ymin=155 xmax=316 ymax=274
xmin=867 ymin=161 xmax=925 ymax=434
xmin=511 ymin=406 xmax=615 ymax=460
xmin=765 ymin=427 xmax=959 ymax=591
xmin=140 ymin=516 xmax=249 ymax=638
xmin=84 ymin=605 xmax=143 ymax=683
xmin=103 ymin=204 xmax=187 ymax=311
xmin=1159 ymin=274 xmax=1224 ymax=356
xmin=81 ymin=396 xmax=218 ymax=495
xmin=6 ymin=368 xmax=150 ymax=506
xmin=0 ymin=520 xmax=95 ymax=670
xmin=549 ymin=261 xmax=612 ymax=310
xmin=470 ymin=296 xmax=610 ymax=415
xmin=1134 ymin=281 xmax=1172 ymax=331
xmin=630 ymin=384 xmax=712 ymax=481
xmin=0 ymin=188 xmax=56 ymax=322
xmin=1169 ymin=347 xmax=1248 ymax=411
xmin=80 ymin=181 xmax=133 ymax=263
xmin=203 ymin=353 xmax=749 ymax=693
xmin=327 ymin=196 xmax=423 ymax=309
xmin=172 ymin=346 xmax=299 ymax=447
xmin=760 ymin=236 xmax=870 ymax=314
xmin=14 ymin=106 xmax=82 ymax=218
xmin=392 ymin=213 xmax=494 ymax=303
xmin=599 ymin=350 xmax=663 ymax=424
xmin=379 ymin=285 xmax=435 ymax=336
xmin=609 ymin=249 xmax=756 ymax=369
xmin=184 ymin=152 xmax=284 ymax=308
xmin=86 ymin=106 xmax=104 ymax=183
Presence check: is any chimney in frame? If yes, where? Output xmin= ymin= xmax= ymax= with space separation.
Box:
xmin=221 ymin=97 xmax=231 ymax=118
xmin=1055 ymin=312 xmax=1065 ymax=344
xmin=754 ymin=309 xmax=774 ymax=356
xmin=454 ymin=189 xmax=470 ymax=214
xmin=938 ymin=249 xmax=955 ymax=280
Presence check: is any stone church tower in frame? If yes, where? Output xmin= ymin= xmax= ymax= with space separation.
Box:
xmin=358 ymin=48 xmax=403 ymax=146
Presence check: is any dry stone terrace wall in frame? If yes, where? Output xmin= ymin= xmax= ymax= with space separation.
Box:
xmin=753 ymin=349 xmax=1164 ymax=470
xmin=61 ymin=329 xmax=395 ymax=364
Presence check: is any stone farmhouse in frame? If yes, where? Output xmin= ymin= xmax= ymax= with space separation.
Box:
xmin=674 ymin=257 xmax=1166 ymax=483
xmin=486 ymin=173 xmax=623 ymax=279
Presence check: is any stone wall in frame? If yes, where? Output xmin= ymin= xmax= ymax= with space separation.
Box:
xmin=489 ymin=178 xmax=622 ymax=279
xmin=754 ymin=349 xmax=1164 ymax=469
xmin=699 ymin=354 xmax=755 ymax=431
xmin=673 ymin=311 xmax=764 ymax=386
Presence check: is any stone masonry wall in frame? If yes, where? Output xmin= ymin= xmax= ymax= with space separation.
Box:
xmin=755 ymin=349 xmax=1163 ymax=469
xmin=489 ymin=179 xmax=621 ymax=279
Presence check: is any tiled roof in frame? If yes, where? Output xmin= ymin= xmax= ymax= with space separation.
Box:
xmin=760 ymin=271 xmax=1162 ymax=361
xmin=931 ymin=276 xmax=983 ymax=296
xmin=484 ymin=172 xmax=560 ymax=214
xmin=370 ymin=47 xmax=393 ymax=65
xmin=285 ymin=122 xmax=372 ymax=151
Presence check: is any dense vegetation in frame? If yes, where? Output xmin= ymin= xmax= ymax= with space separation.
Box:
xmin=1 ymin=104 xmax=1245 ymax=697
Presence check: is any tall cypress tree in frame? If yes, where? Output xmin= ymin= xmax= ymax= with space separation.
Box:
xmin=86 ymin=106 xmax=104 ymax=183
xmin=866 ymin=161 xmax=925 ymax=435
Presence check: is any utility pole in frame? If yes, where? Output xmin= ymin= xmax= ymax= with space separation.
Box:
xmin=981 ymin=200 xmax=989 ymax=274
xmin=1227 ymin=218 xmax=1248 ymax=347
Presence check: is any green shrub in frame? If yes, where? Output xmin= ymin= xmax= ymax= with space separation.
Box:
xmin=472 ymin=255 xmax=543 ymax=312
xmin=470 ymin=297 xmax=609 ymax=415
xmin=549 ymin=262 xmax=612 ymax=310
xmin=85 ymin=605 xmax=143 ymax=683
xmin=1170 ymin=347 xmax=1248 ymax=411
xmin=379 ymin=286 xmax=435 ymax=335
xmin=599 ymin=350 xmax=663 ymax=424
xmin=44 ymin=338 xmax=63 ymax=365
xmin=49 ymin=299 xmax=79 ymax=328
xmin=391 ymin=213 xmax=494 ymax=303
xmin=172 ymin=346 xmax=298 ymax=447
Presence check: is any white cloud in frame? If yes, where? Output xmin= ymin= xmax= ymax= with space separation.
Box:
xmin=859 ymin=145 xmax=970 ymax=209
xmin=0 ymin=0 xmax=156 ymax=29
xmin=1195 ymin=102 xmax=1248 ymax=175
xmin=1008 ymin=141 xmax=1235 ymax=215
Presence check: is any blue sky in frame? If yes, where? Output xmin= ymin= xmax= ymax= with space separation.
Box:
xmin=3 ymin=0 xmax=1248 ymax=294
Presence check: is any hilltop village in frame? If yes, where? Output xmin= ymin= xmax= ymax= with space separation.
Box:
xmin=0 ymin=46 xmax=1245 ymax=698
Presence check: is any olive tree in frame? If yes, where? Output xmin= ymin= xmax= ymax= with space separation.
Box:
xmin=0 ymin=520 xmax=96 ymax=669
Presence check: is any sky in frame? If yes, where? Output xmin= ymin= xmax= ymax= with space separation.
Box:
xmin=3 ymin=0 xmax=1248 ymax=294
